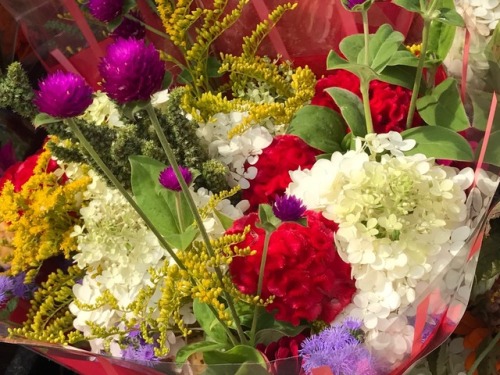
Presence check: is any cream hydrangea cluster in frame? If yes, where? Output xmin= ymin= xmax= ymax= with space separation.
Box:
xmin=196 ymin=112 xmax=274 ymax=188
xmin=79 ymin=91 xmax=124 ymax=127
xmin=288 ymin=132 xmax=474 ymax=363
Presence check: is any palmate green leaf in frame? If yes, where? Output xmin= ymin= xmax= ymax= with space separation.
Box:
xmin=401 ymin=126 xmax=474 ymax=161
xmin=287 ymin=105 xmax=346 ymax=153
xmin=339 ymin=34 xmax=365 ymax=62
xmin=175 ymin=341 xmax=227 ymax=365
xmin=416 ymin=78 xmax=469 ymax=130
xmin=326 ymin=51 xmax=377 ymax=82
xmin=129 ymin=155 xmax=197 ymax=250
xmin=476 ymin=130 xmax=500 ymax=168
xmin=193 ymin=299 xmax=229 ymax=344
xmin=366 ymin=24 xmax=405 ymax=73
xmin=326 ymin=87 xmax=367 ymax=136
xmin=326 ymin=50 xmax=348 ymax=69
xmin=386 ymin=50 xmax=420 ymax=67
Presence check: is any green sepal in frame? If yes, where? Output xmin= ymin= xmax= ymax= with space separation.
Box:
xmin=33 ymin=113 xmax=60 ymax=128
xmin=257 ymin=204 xmax=281 ymax=232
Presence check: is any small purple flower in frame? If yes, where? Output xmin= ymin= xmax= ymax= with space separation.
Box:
xmin=88 ymin=0 xmax=124 ymax=22
xmin=0 ymin=276 xmax=14 ymax=305
xmin=344 ymin=0 xmax=368 ymax=9
xmin=111 ymin=11 xmax=146 ymax=40
xmin=272 ymin=195 xmax=306 ymax=221
xmin=11 ymin=273 xmax=34 ymax=298
xmin=99 ymin=38 xmax=165 ymax=104
xmin=300 ymin=319 xmax=383 ymax=375
xmin=34 ymin=71 xmax=93 ymax=118
xmin=159 ymin=166 xmax=193 ymax=191
xmin=122 ymin=342 xmax=157 ymax=362
xmin=343 ymin=316 xmax=363 ymax=331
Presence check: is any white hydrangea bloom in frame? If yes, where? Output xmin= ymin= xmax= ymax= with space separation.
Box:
xmin=289 ymin=132 xmax=474 ymax=364
xmin=79 ymin=91 xmax=124 ymax=127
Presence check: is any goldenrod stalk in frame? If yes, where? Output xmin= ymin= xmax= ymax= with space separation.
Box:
xmin=65 ymin=118 xmax=185 ymax=269
xmin=145 ymin=103 xmax=248 ymax=344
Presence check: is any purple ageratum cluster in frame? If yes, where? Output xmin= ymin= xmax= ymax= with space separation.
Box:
xmin=99 ymin=38 xmax=165 ymax=104
xmin=159 ymin=166 xmax=193 ymax=192
xmin=0 ymin=276 xmax=14 ymax=305
xmin=121 ymin=329 xmax=157 ymax=362
xmin=111 ymin=11 xmax=146 ymax=40
xmin=34 ymin=71 xmax=93 ymax=118
xmin=300 ymin=319 xmax=383 ymax=375
xmin=88 ymin=0 xmax=124 ymax=22
xmin=0 ymin=273 xmax=34 ymax=305
xmin=272 ymin=194 xmax=306 ymax=221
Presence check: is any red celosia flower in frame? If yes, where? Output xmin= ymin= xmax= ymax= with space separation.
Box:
xmin=311 ymin=69 xmax=422 ymax=132
xmin=227 ymin=211 xmax=356 ymax=326
xmin=257 ymin=333 xmax=307 ymax=375
xmin=242 ymin=135 xmax=320 ymax=211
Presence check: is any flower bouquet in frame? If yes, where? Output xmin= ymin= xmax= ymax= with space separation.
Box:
xmin=0 ymin=0 xmax=499 ymax=374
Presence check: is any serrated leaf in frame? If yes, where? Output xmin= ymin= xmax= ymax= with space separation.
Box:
xmin=33 ymin=113 xmax=60 ymax=128
xmin=175 ymin=341 xmax=227 ymax=365
xmin=416 ymin=78 xmax=469 ymax=130
xmin=402 ymin=126 xmax=474 ymax=161
xmin=193 ymin=299 xmax=229 ymax=344
xmin=326 ymin=87 xmax=367 ymax=136
xmin=476 ymin=130 xmax=500 ymax=168
xmin=287 ymin=105 xmax=346 ymax=153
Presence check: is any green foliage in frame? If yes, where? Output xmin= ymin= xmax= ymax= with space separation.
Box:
xmin=0 ymin=62 xmax=37 ymax=119
xmin=326 ymin=88 xmax=367 ymax=136
xmin=287 ymin=105 xmax=346 ymax=153
xmin=470 ymin=91 xmax=500 ymax=132
xmin=476 ymin=218 xmax=500 ymax=283
xmin=476 ymin=130 xmax=500 ymax=168
xmin=193 ymin=299 xmax=230 ymax=344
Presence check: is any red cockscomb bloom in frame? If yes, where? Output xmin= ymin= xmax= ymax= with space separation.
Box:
xmin=227 ymin=211 xmax=356 ymax=326
xmin=242 ymin=135 xmax=320 ymax=211
xmin=257 ymin=333 xmax=308 ymax=375
xmin=311 ymin=69 xmax=422 ymax=132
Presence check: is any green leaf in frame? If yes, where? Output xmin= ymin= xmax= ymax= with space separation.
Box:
xmin=129 ymin=155 xmax=197 ymax=250
xmin=207 ymin=56 xmax=223 ymax=78
xmin=378 ymin=65 xmax=418 ymax=90
xmin=475 ymin=218 xmax=500 ymax=281
xmin=203 ymin=345 xmax=266 ymax=365
xmin=392 ymin=0 xmax=421 ymax=12
xmin=470 ymin=91 xmax=500 ymax=132
xmin=326 ymin=50 xmax=348 ymax=69
xmin=233 ymin=362 xmax=271 ymax=375
xmin=368 ymin=24 xmax=405 ymax=73
xmin=386 ymin=50 xmax=420 ymax=67
xmin=254 ymin=324 xmax=307 ymax=346
xmin=434 ymin=8 xmax=464 ymax=27
xmin=287 ymin=105 xmax=346 ymax=153
xmin=175 ymin=341 xmax=227 ymax=365
xmin=476 ymin=130 xmax=500 ymax=168
xmin=0 ymin=298 xmax=18 ymax=321
xmin=326 ymin=87 xmax=367 ymax=136
xmin=193 ymin=299 xmax=229 ymax=344
xmin=416 ymin=78 xmax=469 ymax=130
xmin=162 ymin=71 xmax=172 ymax=90
xmin=177 ymin=69 xmax=193 ymax=84
xmin=339 ymin=34 xmax=365 ymax=62
xmin=428 ymin=4 xmax=457 ymax=61
xmin=401 ymin=126 xmax=474 ymax=161
xmin=214 ymin=210 xmax=234 ymax=231
xmin=257 ymin=204 xmax=281 ymax=232
xmin=33 ymin=113 xmax=60 ymax=128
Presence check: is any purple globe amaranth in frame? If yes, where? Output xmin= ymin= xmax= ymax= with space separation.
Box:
xmin=159 ymin=166 xmax=193 ymax=191
xmin=272 ymin=194 xmax=306 ymax=221
xmin=111 ymin=11 xmax=146 ymax=40
xmin=344 ymin=0 xmax=370 ymax=10
xmin=34 ymin=71 xmax=93 ymax=118
xmin=99 ymin=38 xmax=165 ymax=104
xmin=88 ymin=0 xmax=124 ymax=22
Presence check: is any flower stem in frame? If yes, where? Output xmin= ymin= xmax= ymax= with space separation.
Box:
xmin=467 ymin=330 xmax=500 ymax=375
xmin=362 ymin=10 xmax=369 ymax=66
xmin=124 ymin=13 xmax=170 ymax=39
xmin=360 ymin=10 xmax=374 ymax=134
xmin=65 ymin=118 xmax=185 ymax=269
xmin=175 ymin=192 xmax=184 ymax=231
xmin=145 ymin=104 xmax=247 ymax=344
xmin=249 ymin=230 xmax=272 ymax=345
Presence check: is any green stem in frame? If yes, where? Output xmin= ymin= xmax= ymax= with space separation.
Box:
xmin=362 ymin=10 xmax=370 ymax=66
xmin=360 ymin=79 xmax=374 ymax=134
xmin=467 ymin=330 xmax=500 ymax=375
xmin=124 ymin=14 xmax=170 ymax=39
xmin=175 ymin=192 xmax=185 ymax=231
xmin=145 ymin=104 xmax=247 ymax=344
xmin=249 ymin=230 xmax=272 ymax=345
xmin=65 ymin=118 xmax=185 ymax=269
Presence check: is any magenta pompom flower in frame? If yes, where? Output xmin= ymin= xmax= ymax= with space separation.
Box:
xmin=111 ymin=11 xmax=146 ymax=40
xmin=34 ymin=71 xmax=93 ymax=118
xmin=88 ymin=0 xmax=124 ymax=22
xmin=99 ymin=38 xmax=165 ymax=104
xmin=272 ymin=194 xmax=306 ymax=222
xmin=159 ymin=166 xmax=193 ymax=191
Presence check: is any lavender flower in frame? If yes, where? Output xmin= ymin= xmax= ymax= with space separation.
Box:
xmin=34 ymin=71 xmax=93 ymax=118
xmin=111 ymin=11 xmax=146 ymax=40
xmin=159 ymin=166 xmax=193 ymax=191
xmin=99 ymin=38 xmax=165 ymax=104
xmin=88 ymin=0 xmax=124 ymax=22
xmin=0 ymin=276 xmax=14 ymax=304
xmin=300 ymin=319 xmax=383 ymax=375
xmin=272 ymin=195 xmax=306 ymax=221
xmin=122 ymin=342 xmax=156 ymax=362
xmin=11 ymin=272 xmax=34 ymax=298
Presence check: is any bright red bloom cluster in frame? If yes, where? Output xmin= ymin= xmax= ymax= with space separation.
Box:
xmin=311 ymin=69 xmax=421 ymax=133
xmin=227 ymin=211 xmax=355 ymax=326
xmin=256 ymin=333 xmax=307 ymax=375
xmin=242 ymin=135 xmax=320 ymax=211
